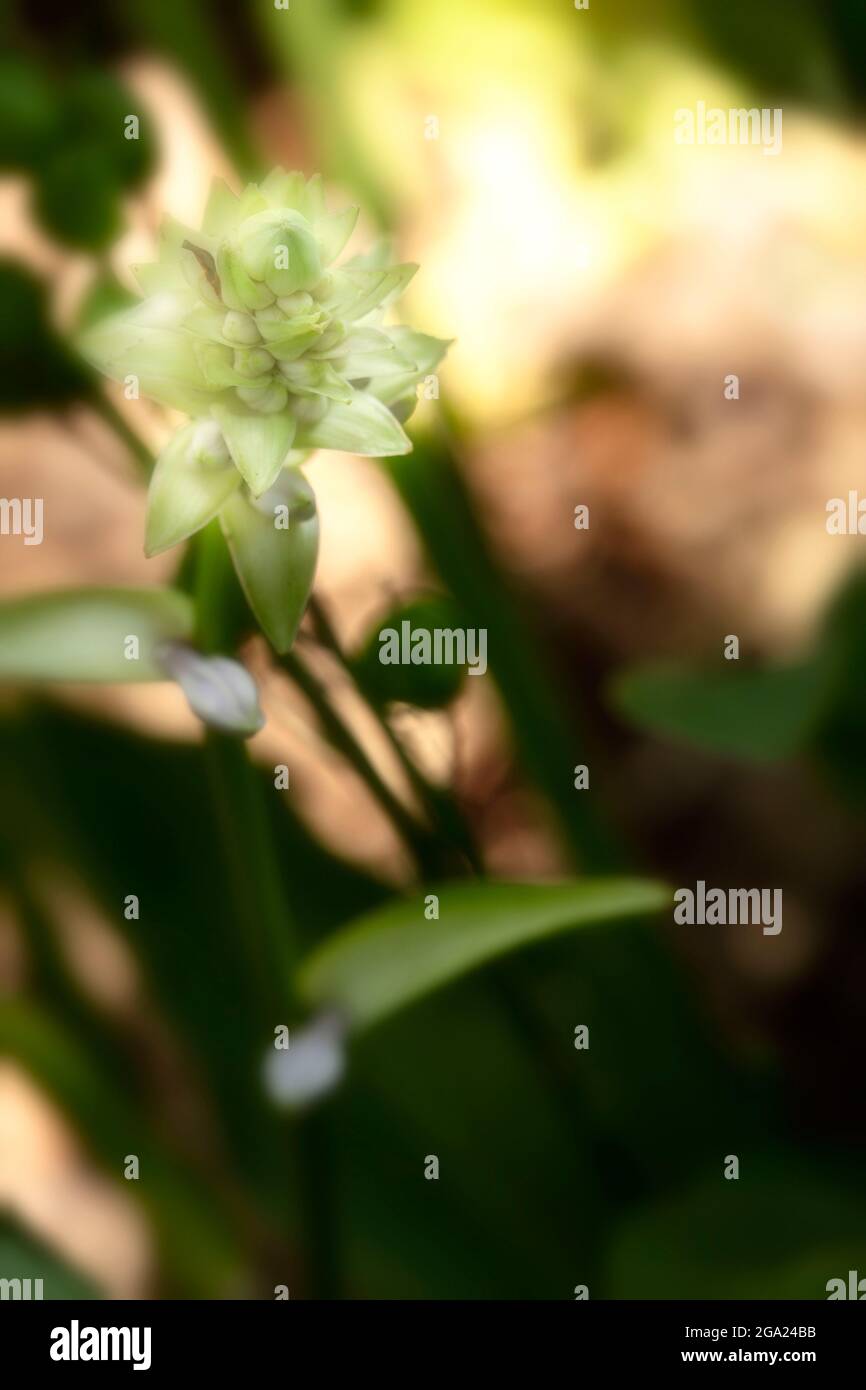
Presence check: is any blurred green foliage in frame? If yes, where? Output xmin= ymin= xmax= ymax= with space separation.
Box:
xmin=352 ymin=595 xmax=469 ymax=709
xmin=0 ymin=0 xmax=864 ymax=1304
xmin=0 ymin=261 xmax=93 ymax=412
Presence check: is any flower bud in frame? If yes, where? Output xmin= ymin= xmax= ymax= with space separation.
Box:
xmin=233 ymin=346 xmax=273 ymax=378
xmin=78 ymin=167 xmax=452 ymax=653
xmin=237 ymin=209 xmax=322 ymax=296
xmin=276 ymin=291 xmax=314 ymax=316
xmin=262 ymin=1011 xmax=347 ymax=1108
xmin=222 ymin=310 xmax=260 ymax=345
xmin=157 ymin=642 xmax=264 ymax=736
xmin=236 ymin=381 xmax=288 ymax=413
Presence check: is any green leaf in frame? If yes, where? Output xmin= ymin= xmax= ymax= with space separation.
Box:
xmin=63 ymin=70 xmax=156 ymax=191
xmin=211 ymin=401 xmax=296 ymax=495
xmin=606 ymin=1151 xmax=866 ymax=1299
xmin=0 ymin=587 xmax=194 ymax=682
xmin=0 ymin=59 xmax=61 ymax=171
xmin=220 ymin=469 xmax=319 ymax=652
xmin=146 ymin=422 xmax=240 ymax=556
xmin=0 ymin=260 xmax=91 ymax=412
xmin=352 ymin=594 xmax=468 ymax=709
xmin=298 ymin=877 xmax=670 ymax=1032
xmin=296 ymin=390 xmax=411 ymax=456
xmin=34 ymin=143 xmax=123 ymax=251
xmin=610 ymin=660 xmax=829 ymax=761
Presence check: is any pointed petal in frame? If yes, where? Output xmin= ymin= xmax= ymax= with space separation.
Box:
xmin=79 ymin=300 xmax=214 ymax=414
xmin=158 ymin=216 xmax=219 ymax=261
xmin=220 ymin=469 xmax=319 ymax=652
xmin=260 ymin=168 xmax=305 ymax=211
xmin=320 ymin=264 xmax=417 ymax=322
xmin=325 ymin=326 xmax=417 ymax=377
xmin=131 ymin=260 xmax=187 ymax=295
xmin=316 ymin=205 xmax=359 ymax=265
xmin=235 ymin=183 xmax=270 ymax=221
xmin=202 ymin=177 xmax=240 ymax=237
xmin=145 ymin=421 xmax=240 ymax=557
xmin=212 ymin=401 xmax=297 ymax=495
xmin=278 ymin=358 xmax=353 ymax=403
xmin=300 ymin=173 xmax=325 ymax=222
xmin=342 ymin=240 xmax=393 ymax=271
xmin=365 ymin=329 xmax=452 ymax=405
xmin=296 ymin=390 xmax=412 ymax=456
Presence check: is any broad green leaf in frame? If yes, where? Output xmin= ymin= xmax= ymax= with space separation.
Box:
xmin=0 ymin=1216 xmax=102 ymax=1299
xmin=610 ymin=660 xmax=829 ymax=761
xmin=606 ymin=1151 xmax=866 ymax=1299
xmin=220 ymin=469 xmax=319 ymax=652
xmin=211 ymin=400 xmax=296 ymax=494
xmin=146 ymin=421 xmax=240 ymax=556
xmin=298 ymin=877 xmax=670 ymax=1032
xmin=0 ymin=587 xmax=194 ymax=682
xmin=296 ymin=390 xmax=411 ymax=456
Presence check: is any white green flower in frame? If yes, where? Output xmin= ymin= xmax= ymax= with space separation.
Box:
xmin=80 ymin=169 xmax=451 ymax=650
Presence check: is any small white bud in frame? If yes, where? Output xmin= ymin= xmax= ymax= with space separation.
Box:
xmin=263 ymin=1011 xmax=347 ymax=1108
xmin=157 ymin=643 xmax=264 ymax=737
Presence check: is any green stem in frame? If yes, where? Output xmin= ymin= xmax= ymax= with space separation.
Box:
xmin=309 ymin=596 xmax=484 ymax=873
xmin=294 ymin=1107 xmax=341 ymax=1300
xmin=192 ymin=525 xmax=342 ymax=1298
xmin=280 ymin=645 xmax=450 ymax=879
xmin=194 ymin=524 xmax=298 ymax=1009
